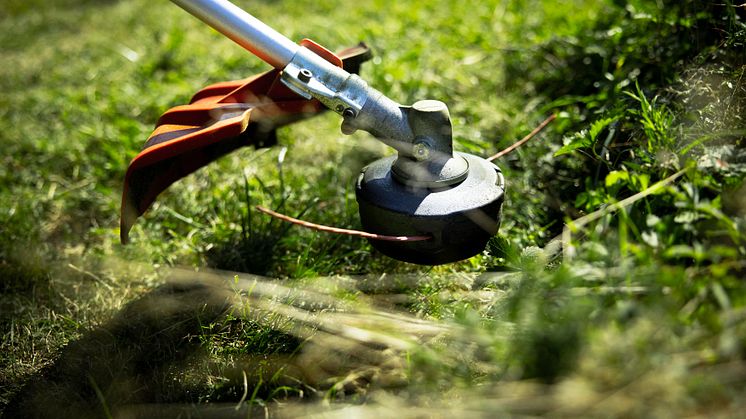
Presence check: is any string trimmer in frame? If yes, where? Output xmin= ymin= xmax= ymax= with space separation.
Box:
xmin=121 ymin=0 xmax=505 ymax=265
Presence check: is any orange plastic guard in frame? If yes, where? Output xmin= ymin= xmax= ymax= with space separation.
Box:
xmin=121 ymin=41 xmax=371 ymax=243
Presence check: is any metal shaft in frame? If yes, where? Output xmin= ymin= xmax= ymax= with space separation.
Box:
xmin=171 ymin=0 xmax=299 ymax=68
xmin=169 ymin=0 xmax=454 ymax=172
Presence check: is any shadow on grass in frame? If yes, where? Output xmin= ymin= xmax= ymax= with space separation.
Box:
xmin=1 ymin=276 xmax=301 ymax=419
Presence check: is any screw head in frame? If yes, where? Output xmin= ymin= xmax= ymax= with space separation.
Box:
xmin=412 ymin=141 xmax=430 ymax=161
xmin=298 ymin=68 xmax=313 ymax=83
xmin=342 ymin=108 xmax=357 ymax=118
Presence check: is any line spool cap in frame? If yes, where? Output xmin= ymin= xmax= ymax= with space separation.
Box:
xmin=355 ymin=152 xmax=505 ymax=265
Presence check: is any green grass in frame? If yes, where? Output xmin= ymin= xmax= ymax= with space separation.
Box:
xmin=1 ymin=0 xmax=745 ymax=417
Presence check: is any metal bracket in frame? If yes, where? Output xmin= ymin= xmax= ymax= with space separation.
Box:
xmin=280 ymin=48 xmax=468 ymax=187
xmin=280 ymin=47 xmax=368 ymax=116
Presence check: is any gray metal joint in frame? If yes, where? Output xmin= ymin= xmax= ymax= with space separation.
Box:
xmin=280 ymin=47 xmax=418 ymax=152
xmin=406 ymin=100 xmax=454 ymax=160
xmin=280 ymin=47 xmax=368 ymax=116
xmin=279 ymin=48 xmax=458 ymax=180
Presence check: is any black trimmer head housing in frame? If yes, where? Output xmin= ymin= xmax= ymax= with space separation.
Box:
xmin=356 ymin=152 xmax=504 ymax=265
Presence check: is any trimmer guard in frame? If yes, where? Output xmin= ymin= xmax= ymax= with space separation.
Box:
xmin=121 ymin=41 xmax=371 ymax=243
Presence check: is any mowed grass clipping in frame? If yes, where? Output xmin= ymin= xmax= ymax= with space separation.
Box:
xmin=1 ymin=0 xmax=745 ymax=417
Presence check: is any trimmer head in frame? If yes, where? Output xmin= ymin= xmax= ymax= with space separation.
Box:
xmin=123 ymin=0 xmax=507 ymax=265
xmin=356 ymin=153 xmax=504 ymax=265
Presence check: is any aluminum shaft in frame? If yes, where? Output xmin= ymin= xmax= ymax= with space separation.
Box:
xmin=171 ymin=0 xmax=299 ymax=68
